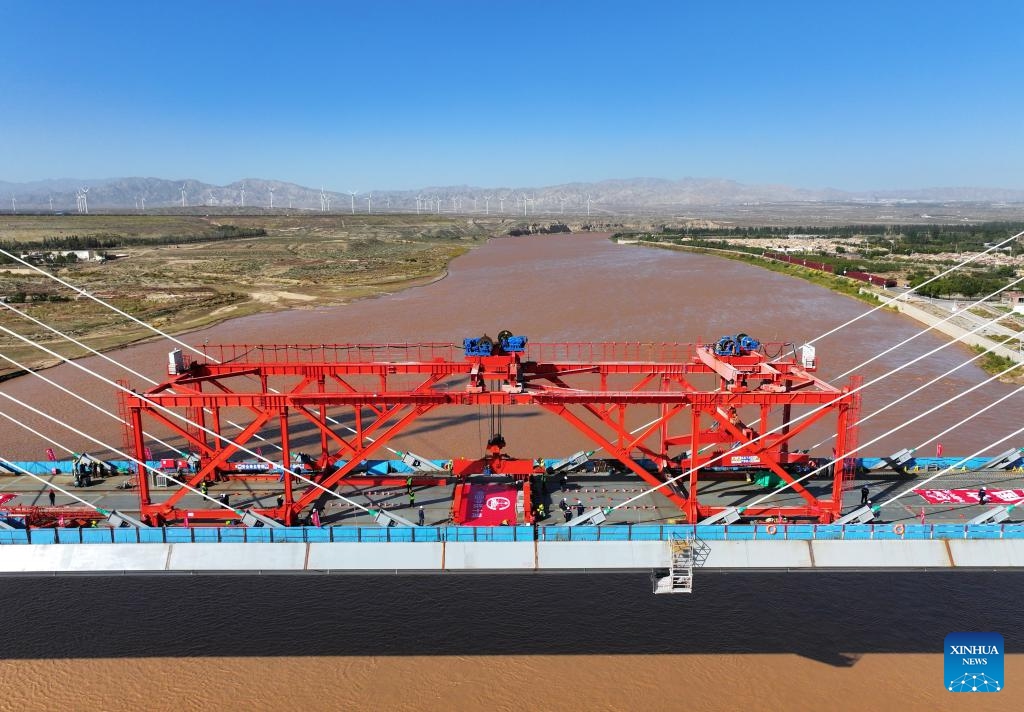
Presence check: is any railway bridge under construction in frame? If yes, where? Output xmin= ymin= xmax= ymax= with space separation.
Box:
xmin=2 ymin=335 xmax=1024 ymax=592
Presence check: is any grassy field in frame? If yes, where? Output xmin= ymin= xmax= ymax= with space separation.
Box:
xmin=0 ymin=213 xmax=512 ymax=376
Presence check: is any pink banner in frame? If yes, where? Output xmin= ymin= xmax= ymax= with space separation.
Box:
xmin=463 ymin=484 xmax=517 ymax=526
xmin=914 ymin=488 xmax=1024 ymax=504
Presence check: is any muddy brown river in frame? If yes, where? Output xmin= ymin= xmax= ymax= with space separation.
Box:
xmin=0 ymin=232 xmax=1020 ymax=710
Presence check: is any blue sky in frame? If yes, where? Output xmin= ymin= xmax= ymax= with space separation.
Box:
xmin=1 ymin=1 xmax=1022 ymax=191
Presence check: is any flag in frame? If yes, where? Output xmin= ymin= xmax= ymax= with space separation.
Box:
xmin=936 ymin=443 xmax=943 ymax=458
xmin=45 ymin=448 xmax=56 ymax=461
xmin=311 ymin=508 xmax=321 ymax=527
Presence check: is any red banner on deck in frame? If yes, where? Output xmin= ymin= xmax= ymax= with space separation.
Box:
xmin=462 ymin=484 xmax=517 ymax=526
xmin=0 ymin=494 xmax=15 ymax=507
xmin=914 ymin=488 xmax=1024 ymax=505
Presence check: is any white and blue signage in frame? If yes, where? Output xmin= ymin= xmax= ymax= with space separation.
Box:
xmin=945 ymin=632 xmax=1003 ymax=692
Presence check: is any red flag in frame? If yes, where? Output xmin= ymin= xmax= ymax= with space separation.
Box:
xmin=936 ymin=443 xmax=943 ymax=458
xmin=45 ymin=448 xmax=56 ymax=461
xmin=311 ymin=508 xmax=321 ymax=527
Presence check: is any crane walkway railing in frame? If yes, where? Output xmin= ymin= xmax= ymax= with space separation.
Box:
xmin=0 ymin=523 xmax=1023 ymax=545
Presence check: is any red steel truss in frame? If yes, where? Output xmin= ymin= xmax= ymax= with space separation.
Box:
xmin=120 ymin=341 xmax=859 ymax=525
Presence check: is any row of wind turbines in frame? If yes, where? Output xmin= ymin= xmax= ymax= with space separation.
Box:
xmin=156 ymin=184 xmax=600 ymax=217
xmin=10 ymin=186 xmax=601 ymax=217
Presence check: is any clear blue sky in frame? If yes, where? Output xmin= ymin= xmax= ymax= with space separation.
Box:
xmin=2 ymin=0 xmax=1022 ymax=191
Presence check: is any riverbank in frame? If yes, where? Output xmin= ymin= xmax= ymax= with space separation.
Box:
xmin=630 ymin=239 xmax=1024 ymax=381
xmin=631 ymin=239 xmax=879 ymax=304
xmin=0 ymin=214 xmax=507 ymax=377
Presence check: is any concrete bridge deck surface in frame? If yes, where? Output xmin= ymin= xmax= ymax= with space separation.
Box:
xmin=1 ymin=465 xmax=1021 ymax=527
xmin=2 ymin=538 xmax=1024 ymax=576
xmin=4 ymin=463 xmax=1024 ymax=577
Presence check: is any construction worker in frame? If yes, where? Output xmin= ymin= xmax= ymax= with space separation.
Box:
xmin=575 ymin=499 xmax=585 ymax=517
xmin=860 ymin=484 xmax=869 ymax=506
xmin=409 ymin=491 xmax=416 ymax=508
xmin=406 ymin=475 xmax=413 ymax=495
xmin=48 ymin=489 xmax=55 ymax=507
xmin=537 ymin=502 xmax=546 ymax=520
xmin=559 ymin=497 xmax=569 ymax=511
xmin=418 ymin=506 xmax=425 ymax=526
xmin=563 ymin=508 xmax=572 ymax=523
xmin=200 ymin=480 xmax=209 ymax=496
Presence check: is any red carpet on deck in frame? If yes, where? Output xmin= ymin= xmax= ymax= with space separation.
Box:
xmin=914 ymin=488 xmax=1024 ymax=504
xmin=462 ymin=484 xmax=517 ymax=526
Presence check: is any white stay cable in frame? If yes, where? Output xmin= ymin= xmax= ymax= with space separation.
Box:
xmin=0 ymin=247 xmax=212 ymax=362
xmin=831 ymin=276 xmax=1024 ymax=381
xmin=807 ymin=332 xmax=1016 ymax=450
xmin=0 ymin=324 xmax=376 ymax=515
xmin=611 ymin=300 xmax=1023 ymax=512
xmin=830 ymin=275 xmax=1024 ymax=380
xmin=880 ymin=420 xmax=1024 ymax=512
xmin=804 ymin=229 xmax=1023 ymax=346
xmin=0 ymin=399 xmax=243 ymax=516
xmin=0 ymin=275 xmax=414 ymax=459
xmin=0 ymin=456 xmax=105 ymax=514
xmin=0 ymin=351 xmax=186 ymax=457
xmin=0 ymin=300 xmax=284 ymax=454
xmin=742 ymin=357 xmax=1024 ymax=512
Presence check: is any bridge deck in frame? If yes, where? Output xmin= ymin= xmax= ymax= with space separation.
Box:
xmin=1 ymin=464 xmax=1021 ymax=527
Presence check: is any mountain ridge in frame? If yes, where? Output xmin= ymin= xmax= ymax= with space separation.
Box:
xmin=2 ymin=176 xmax=1023 ymax=213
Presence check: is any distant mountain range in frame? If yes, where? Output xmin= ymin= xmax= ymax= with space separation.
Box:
xmin=2 ymin=176 xmax=1023 ymax=214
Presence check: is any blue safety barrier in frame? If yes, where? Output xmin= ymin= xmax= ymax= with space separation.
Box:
xmin=840 ymin=524 xmax=874 ymax=540
xmin=7 ymin=521 xmax=1024 ymax=545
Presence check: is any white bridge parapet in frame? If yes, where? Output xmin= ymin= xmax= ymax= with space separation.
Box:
xmin=1 ymin=539 xmax=1024 ymax=574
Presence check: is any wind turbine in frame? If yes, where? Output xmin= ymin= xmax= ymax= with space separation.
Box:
xmin=49 ymin=195 xmax=54 ymax=212
xmin=483 ymin=195 xmax=491 ymax=215
xmin=522 ymin=194 xmax=530 ymax=216
xmin=180 ymin=184 xmax=186 ymax=208
xmin=134 ymin=197 xmax=138 ymax=210
xmin=140 ymin=196 xmax=145 ymax=210
xmin=240 ymin=185 xmax=246 ymax=207
xmin=499 ymin=196 xmax=505 ymax=214
xmin=586 ymin=194 xmax=594 ymax=217
xmin=348 ymin=191 xmax=358 ymax=215
xmin=268 ymin=187 xmax=274 ymax=209
xmin=435 ymin=196 xmax=440 ymax=214
xmin=451 ymin=196 xmax=458 ymax=213
xmin=78 ymin=187 xmax=89 ymax=214
xmin=366 ymin=192 xmax=372 ymax=213
xmin=10 ymin=196 xmax=15 ymax=214
xmin=319 ymin=188 xmax=327 ymax=212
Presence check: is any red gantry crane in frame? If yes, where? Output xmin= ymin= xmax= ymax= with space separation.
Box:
xmin=120 ymin=334 xmax=860 ymax=525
